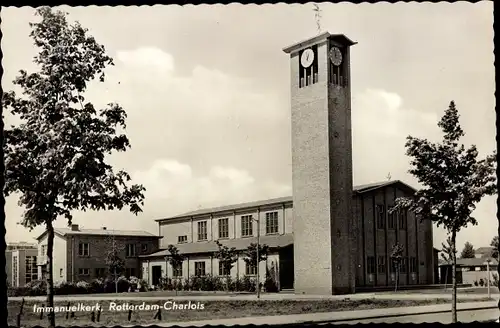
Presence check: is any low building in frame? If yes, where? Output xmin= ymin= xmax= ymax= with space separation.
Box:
xmin=36 ymin=225 xmax=162 ymax=283
xmin=141 ymin=180 xmax=436 ymax=290
xmin=439 ymin=257 xmax=498 ymax=285
xmin=475 ymin=247 xmax=494 ymax=259
xmin=6 ymin=242 xmax=38 ymax=287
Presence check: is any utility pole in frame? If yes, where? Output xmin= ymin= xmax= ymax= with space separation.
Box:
xmin=257 ymin=216 xmax=260 ymax=299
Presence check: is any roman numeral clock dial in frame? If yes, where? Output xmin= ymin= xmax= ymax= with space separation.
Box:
xmin=329 ymin=47 xmax=342 ymax=66
xmin=300 ymin=48 xmax=314 ymax=68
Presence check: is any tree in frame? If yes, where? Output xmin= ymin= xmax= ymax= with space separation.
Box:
xmin=390 ymin=243 xmax=404 ymax=292
xmin=388 ymin=101 xmax=496 ymax=323
xmin=104 ymin=234 xmax=126 ymax=293
xmin=165 ymin=244 xmax=185 ymax=295
xmin=213 ymin=240 xmax=238 ymax=291
xmin=460 ymin=242 xmax=475 ymax=259
xmin=440 ymin=236 xmax=455 ymax=264
xmin=243 ymin=242 xmax=269 ymax=293
xmin=490 ymin=236 xmax=499 ymax=260
xmin=3 ymin=8 xmax=146 ymax=327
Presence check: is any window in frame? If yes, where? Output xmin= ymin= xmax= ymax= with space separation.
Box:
xmin=241 ymin=215 xmax=253 ymax=237
xmin=178 ymin=235 xmax=187 ymax=243
xmin=409 ymin=257 xmax=417 ymax=273
xmin=95 ymin=268 xmax=106 ymax=277
xmin=41 ymin=245 xmax=47 ymax=256
xmin=141 ymin=244 xmax=148 ymax=253
xmin=12 ymin=256 xmax=18 ymax=287
xmin=78 ymin=243 xmax=90 ymax=256
xmin=400 ymin=257 xmax=408 ymax=273
xmin=60 ymin=269 xmax=64 ymax=278
xmin=25 ymin=256 xmax=38 ymax=284
xmin=376 ymin=205 xmax=385 ymax=230
xmin=377 ymin=256 xmax=386 ymax=274
xmin=198 ymin=221 xmax=208 ymax=241
xmin=399 ymin=209 xmax=407 ymax=230
xmin=245 ymin=262 xmax=257 ymax=275
xmin=173 ymin=263 xmax=183 ymax=277
xmin=219 ymin=261 xmax=231 ymax=276
xmin=126 ymin=268 xmax=136 ymax=278
xmin=367 ymin=256 xmax=376 ymax=275
xmin=218 ymin=218 xmax=229 ymax=239
xmin=266 ymin=212 xmax=279 ymax=234
xmin=387 ymin=206 xmax=396 ymax=229
xmin=78 ymin=268 xmax=90 ymax=276
xmin=195 ymin=261 xmax=206 ymax=276
xmin=126 ymin=244 xmax=136 ymax=257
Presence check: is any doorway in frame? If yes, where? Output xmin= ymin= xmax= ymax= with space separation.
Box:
xmin=152 ymin=266 xmax=162 ymax=286
xmin=279 ymin=245 xmax=294 ymax=290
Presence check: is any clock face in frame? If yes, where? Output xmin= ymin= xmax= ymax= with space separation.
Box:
xmin=300 ymin=48 xmax=315 ymax=68
xmin=329 ymin=47 xmax=343 ymax=66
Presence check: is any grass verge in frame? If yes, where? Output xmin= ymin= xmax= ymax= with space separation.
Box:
xmin=8 ymin=297 xmax=492 ymax=327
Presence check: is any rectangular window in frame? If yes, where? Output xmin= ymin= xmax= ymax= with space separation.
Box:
xmin=218 ymin=218 xmax=229 ymax=239
xmin=125 ymin=268 xmax=136 ymax=278
xmin=41 ymin=245 xmax=47 ymax=256
xmin=126 ymin=244 xmax=136 ymax=257
xmin=409 ymin=257 xmax=417 ymax=273
xmin=219 ymin=261 xmax=231 ymax=276
xmin=78 ymin=243 xmax=90 ymax=256
xmin=60 ymin=268 xmax=63 ymax=278
xmin=95 ymin=268 xmax=106 ymax=277
xmin=241 ymin=215 xmax=253 ymax=237
xmin=78 ymin=268 xmax=90 ymax=276
xmin=25 ymin=256 xmax=37 ymax=284
xmin=198 ymin=221 xmax=208 ymax=241
xmin=376 ymin=205 xmax=385 ymax=230
xmin=399 ymin=210 xmax=407 ymax=230
xmin=245 ymin=262 xmax=257 ymax=275
xmin=173 ymin=263 xmax=183 ymax=277
xmin=367 ymin=256 xmax=376 ymax=274
xmin=178 ymin=235 xmax=187 ymax=243
xmin=266 ymin=212 xmax=279 ymax=234
xmin=377 ymin=256 xmax=386 ymax=274
xmin=195 ymin=261 xmax=206 ymax=276
xmin=12 ymin=256 xmax=18 ymax=287
xmin=387 ymin=206 xmax=396 ymax=229
xmin=400 ymin=257 xmax=408 ymax=273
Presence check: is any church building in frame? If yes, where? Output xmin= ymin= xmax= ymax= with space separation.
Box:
xmin=140 ymin=32 xmax=435 ymax=294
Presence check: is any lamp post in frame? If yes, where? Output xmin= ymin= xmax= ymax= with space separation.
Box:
xmin=487 ymin=259 xmax=491 ymax=299
xmin=251 ymin=215 xmax=261 ymax=299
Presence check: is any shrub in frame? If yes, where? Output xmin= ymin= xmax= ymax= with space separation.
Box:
xmin=25 ymin=279 xmax=47 ymax=296
xmin=116 ymin=276 xmax=130 ymax=293
xmin=129 ymin=276 xmax=139 ymax=290
xmin=479 ymin=278 xmax=485 ymax=287
xmin=76 ymin=281 xmax=91 ymax=293
xmin=7 ymin=286 xmax=29 ymax=297
xmin=55 ymin=281 xmax=78 ymax=295
xmin=183 ymin=278 xmax=191 ymax=291
xmin=90 ymin=278 xmax=105 ymax=293
xmin=492 ymin=273 xmax=499 ymax=287
xmin=474 ymin=280 xmax=479 ymax=286
xmin=103 ymin=277 xmax=117 ymax=293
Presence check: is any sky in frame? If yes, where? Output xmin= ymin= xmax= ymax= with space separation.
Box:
xmin=1 ymin=3 xmax=495 ymax=253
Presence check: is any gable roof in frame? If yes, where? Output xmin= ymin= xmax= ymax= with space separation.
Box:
xmin=439 ymin=257 xmax=498 ymax=267
xmin=157 ymin=180 xmax=417 ymax=222
xmin=140 ymin=233 xmax=293 ymax=258
xmin=476 ymin=247 xmax=494 ymax=254
xmin=36 ymin=228 xmax=161 ymax=241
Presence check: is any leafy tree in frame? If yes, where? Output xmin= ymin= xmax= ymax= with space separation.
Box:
xmin=165 ymin=244 xmax=185 ymax=295
xmin=104 ymin=234 xmax=126 ymax=293
xmin=440 ymin=236 xmax=455 ymax=263
xmin=388 ymin=101 xmax=496 ymax=323
xmin=460 ymin=241 xmax=475 ymax=259
xmin=243 ymin=242 xmax=269 ymax=294
xmin=213 ymin=240 xmax=238 ymax=291
xmin=390 ymin=243 xmax=404 ymax=292
xmin=3 ymin=8 xmax=145 ymax=327
xmin=490 ymin=236 xmax=499 ymax=260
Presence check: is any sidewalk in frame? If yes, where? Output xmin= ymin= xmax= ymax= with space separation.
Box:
xmin=121 ymin=301 xmax=498 ymax=327
xmin=8 ymin=291 xmax=497 ymax=302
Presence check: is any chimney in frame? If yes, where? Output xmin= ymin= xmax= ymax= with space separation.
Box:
xmin=71 ymin=224 xmax=79 ymax=231
xmin=102 ymin=227 xmax=107 ymax=230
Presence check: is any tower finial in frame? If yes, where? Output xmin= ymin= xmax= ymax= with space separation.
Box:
xmin=387 ymin=172 xmax=392 ymax=181
xmin=313 ymin=4 xmax=322 ymax=35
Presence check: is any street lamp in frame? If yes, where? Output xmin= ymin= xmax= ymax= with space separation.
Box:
xmin=251 ymin=215 xmax=261 ymax=299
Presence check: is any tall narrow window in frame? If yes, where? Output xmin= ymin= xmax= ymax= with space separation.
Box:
xmin=377 ymin=256 xmax=386 ymax=274
xmin=367 ymin=256 xmax=376 ymax=275
xmin=218 ymin=218 xmax=229 ymax=239
xmin=409 ymin=257 xmax=417 ymax=273
xmin=195 ymin=262 xmax=206 ymax=276
xmin=399 ymin=210 xmax=407 ymax=230
xmin=388 ymin=206 xmax=396 ymax=229
xmin=78 ymin=243 xmax=90 ymax=256
xmin=197 ymin=221 xmax=208 ymax=241
xmin=401 ymin=257 xmax=408 ymax=273
xmin=245 ymin=262 xmax=257 ymax=275
xmin=376 ymin=205 xmax=385 ymax=230
xmin=126 ymin=244 xmax=136 ymax=257
xmin=266 ymin=212 xmax=279 ymax=234
xmin=241 ymin=215 xmax=253 ymax=237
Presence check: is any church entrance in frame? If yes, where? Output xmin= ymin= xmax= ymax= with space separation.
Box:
xmin=279 ymin=245 xmax=294 ymax=290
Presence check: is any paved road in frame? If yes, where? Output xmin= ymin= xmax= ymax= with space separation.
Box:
xmin=334 ymin=308 xmax=499 ymax=324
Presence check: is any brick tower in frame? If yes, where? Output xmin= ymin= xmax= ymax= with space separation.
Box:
xmin=283 ymin=32 xmax=357 ymax=294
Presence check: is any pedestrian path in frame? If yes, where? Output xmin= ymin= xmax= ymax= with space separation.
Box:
xmin=119 ymin=301 xmax=498 ymax=327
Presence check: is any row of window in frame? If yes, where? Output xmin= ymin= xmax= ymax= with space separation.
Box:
xmin=167 ymin=261 xmax=258 ymax=277
xmin=366 ymin=256 xmax=418 ymax=274
xmin=179 ymin=212 xmax=280 ymax=243
xmin=376 ymin=205 xmax=409 ymax=230
xmin=77 ymin=267 xmax=137 ymax=277
xmin=41 ymin=243 xmax=149 ymax=258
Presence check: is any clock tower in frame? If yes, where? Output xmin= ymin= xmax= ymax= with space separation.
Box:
xmin=283 ymin=32 xmax=357 ymax=295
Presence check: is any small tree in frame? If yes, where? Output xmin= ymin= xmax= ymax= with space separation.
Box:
xmin=3 ymin=8 xmax=146 ymax=327
xmin=104 ymin=234 xmax=125 ymax=293
xmin=440 ymin=236 xmax=456 ymax=288
xmin=388 ymin=101 xmax=496 ymax=323
xmin=460 ymin=242 xmax=475 ymax=259
xmin=243 ymin=242 xmax=269 ymax=293
xmin=213 ymin=241 xmax=238 ymax=291
xmin=490 ymin=236 xmax=499 ymax=260
xmin=165 ymin=245 xmax=185 ymax=295
xmin=390 ymin=243 xmax=404 ymax=292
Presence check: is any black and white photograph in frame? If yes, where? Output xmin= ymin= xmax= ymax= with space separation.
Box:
xmin=1 ymin=2 xmax=497 ymax=327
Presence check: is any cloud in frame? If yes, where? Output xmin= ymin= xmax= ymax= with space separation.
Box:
xmin=133 ymin=159 xmax=291 ymax=216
